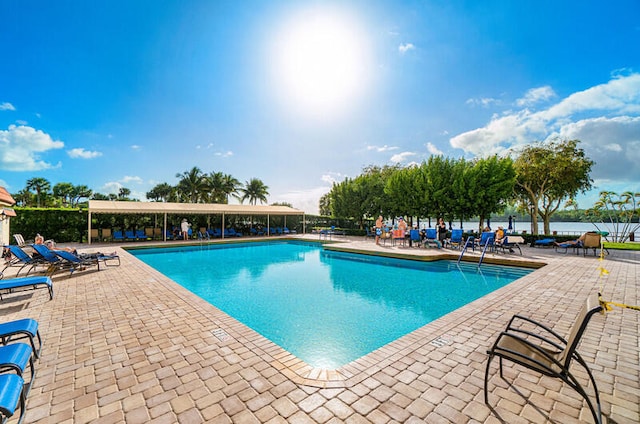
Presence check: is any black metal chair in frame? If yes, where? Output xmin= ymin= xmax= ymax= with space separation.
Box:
xmin=484 ymin=294 xmax=604 ymax=423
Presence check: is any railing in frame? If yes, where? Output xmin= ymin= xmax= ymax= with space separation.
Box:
xmin=457 ymin=237 xmax=475 ymax=265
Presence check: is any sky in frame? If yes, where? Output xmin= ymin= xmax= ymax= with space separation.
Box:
xmin=1 ymin=0 xmax=639 ymax=214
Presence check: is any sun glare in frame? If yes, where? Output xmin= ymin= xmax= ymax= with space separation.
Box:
xmin=271 ymin=7 xmax=372 ymax=120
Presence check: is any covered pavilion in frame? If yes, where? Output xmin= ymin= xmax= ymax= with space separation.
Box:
xmin=87 ymin=200 xmax=305 ymax=244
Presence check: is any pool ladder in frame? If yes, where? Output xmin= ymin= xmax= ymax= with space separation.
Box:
xmin=457 ymin=237 xmax=492 ymax=267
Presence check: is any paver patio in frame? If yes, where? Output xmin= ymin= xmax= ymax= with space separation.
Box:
xmin=1 ymin=235 xmax=638 ymax=423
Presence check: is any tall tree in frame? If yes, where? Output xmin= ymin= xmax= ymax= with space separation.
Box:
xmin=176 ymin=167 xmax=206 ymax=203
xmin=26 ymin=177 xmax=51 ymax=207
xmin=71 ymin=184 xmax=92 ymax=207
xmin=118 ymin=187 xmax=131 ymax=200
xmin=240 ymin=178 xmax=269 ymax=205
xmin=146 ymin=183 xmax=175 ymax=202
xmin=514 ymin=140 xmax=593 ymax=234
xmin=53 ymin=182 xmax=74 ymax=207
xmin=467 ymin=156 xmax=516 ymax=233
xmin=318 ymin=193 xmax=331 ymax=216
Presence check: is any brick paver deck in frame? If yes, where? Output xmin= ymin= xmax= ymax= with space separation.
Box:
xmin=1 ymin=236 xmax=638 ymax=423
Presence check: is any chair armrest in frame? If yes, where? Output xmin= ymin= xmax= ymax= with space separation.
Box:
xmin=506 ymin=314 xmax=568 ymax=347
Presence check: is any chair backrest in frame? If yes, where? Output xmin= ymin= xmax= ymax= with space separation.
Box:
xmin=32 ymin=244 xmax=59 ymax=262
xmin=450 ymin=229 xmax=463 ymax=242
xmin=426 ymin=228 xmax=437 ymax=240
xmin=480 ymin=231 xmax=495 ymax=245
xmin=13 ymin=234 xmax=25 ymax=247
xmin=557 ymin=293 xmax=604 ymax=369
xmin=409 ymin=229 xmax=420 ymax=241
xmin=102 ymin=228 xmax=112 ymax=238
xmin=145 ymin=228 xmax=154 ymax=237
xmin=583 ymin=232 xmax=601 ymax=248
xmin=7 ymin=245 xmax=31 ymax=262
xmin=90 ymin=229 xmax=99 ymax=240
xmin=54 ymin=250 xmax=81 ymax=263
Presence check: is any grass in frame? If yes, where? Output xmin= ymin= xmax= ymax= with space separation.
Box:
xmin=603 ymin=241 xmax=640 ymax=251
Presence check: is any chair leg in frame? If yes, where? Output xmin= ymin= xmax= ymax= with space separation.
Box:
xmin=484 ymin=352 xmax=494 ymax=404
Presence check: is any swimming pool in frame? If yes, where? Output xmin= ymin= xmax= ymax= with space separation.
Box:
xmin=131 ymin=241 xmax=532 ymax=368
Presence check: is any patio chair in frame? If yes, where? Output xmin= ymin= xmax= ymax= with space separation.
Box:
xmin=12 ymin=235 xmax=26 ymax=247
xmin=31 ymin=244 xmax=67 ymax=275
xmin=112 ymin=231 xmax=125 ymax=242
xmin=446 ymin=229 xmax=464 ymax=249
xmin=423 ymin=228 xmax=442 ymax=248
xmin=2 ymin=245 xmax=46 ymax=278
xmin=484 ymin=293 xmax=604 ymax=424
xmin=533 ymin=237 xmax=555 ymax=248
xmin=582 ymin=232 xmax=608 ymax=257
xmin=52 ymin=250 xmax=100 ymax=273
xmin=494 ymin=235 xmax=523 ymax=255
xmin=0 ymin=319 xmax=42 ymax=359
xmin=409 ymin=229 xmax=421 ymax=247
xmin=0 ymin=276 xmax=53 ymax=301
xmin=0 ymin=373 xmax=26 ymax=423
xmin=0 ymin=343 xmax=36 ymax=394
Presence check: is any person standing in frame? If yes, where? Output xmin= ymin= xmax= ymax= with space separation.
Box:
xmin=181 ymin=219 xmax=191 ymax=240
xmin=375 ymin=215 xmax=383 ymax=245
xmin=437 ymin=217 xmax=447 ymax=244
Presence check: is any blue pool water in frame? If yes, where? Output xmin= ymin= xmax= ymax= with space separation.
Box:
xmin=131 ymin=241 xmax=532 ymax=368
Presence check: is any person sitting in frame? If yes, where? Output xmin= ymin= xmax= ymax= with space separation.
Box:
xmin=494 ymin=226 xmax=506 ymax=244
xmin=555 ymin=232 xmax=589 ymax=246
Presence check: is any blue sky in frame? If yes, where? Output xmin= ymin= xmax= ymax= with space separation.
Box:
xmin=1 ymin=0 xmax=639 ymax=214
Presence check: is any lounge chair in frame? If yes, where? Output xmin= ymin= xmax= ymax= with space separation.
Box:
xmin=484 ymin=293 xmax=604 ymax=424
xmin=124 ymin=230 xmax=136 ymax=241
xmin=2 ymin=245 xmax=46 ymax=277
xmin=534 ymin=237 xmax=556 ymax=248
xmin=423 ymin=228 xmax=442 ymax=248
xmin=31 ymin=244 xmax=66 ymax=275
xmin=12 ymin=235 xmax=26 ymax=247
xmin=0 ymin=343 xmax=35 ymax=394
xmin=494 ymin=235 xmax=523 ymax=255
xmin=112 ymin=231 xmax=125 ymax=242
xmin=52 ymin=250 xmax=100 ymax=273
xmin=446 ymin=229 xmax=464 ymax=250
xmin=101 ymin=228 xmax=112 ymax=242
xmin=0 ymin=276 xmax=53 ymax=301
xmin=582 ymin=232 xmax=608 ymax=257
xmin=0 ymin=373 xmax=26 ymax=423
xmin=0 ymin=319 xmax=42 ymax=359
xmin=135 ymin=229 xmax=147 ymax=241
xmin=555 ymin=239 xmax=583 ymax=255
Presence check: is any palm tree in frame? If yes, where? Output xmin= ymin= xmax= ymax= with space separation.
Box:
xmin=118 ymin=187 xmax=131 ymax=200
xmin=71 ymin=185 xmax=92 ymax=207
xmin=240 ymin=178 xmax=269 ymax=205
xmin=146 ymin=183 xmax=175 ymax=202
xmin=206 ymin=171 xmax=225 ymax=203
xmin=53 ymin=182 xmax=74 ymax=207
xmin=221 ymin=174 xmax=241 ymax=203
xmin=26 ymin=177 xmax=51 ymax=207
xmin=176 ymin=167 xmax=206 ymax=203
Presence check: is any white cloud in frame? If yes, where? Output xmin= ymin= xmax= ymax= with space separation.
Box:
xmin=367 ymin=144 xmax=398 ymax=152
xmin=516 ymin=86 xmax=556 ymax=107
xmin=0 ymin=102 xmax=15 ymax=111
xmin=130 ymin=145 xmax=141 ymax=150
xmin=466 ymin=97 xmax=499 ymax=107
xmin=0 ymin=124 xmax=64 ymax=171
xmin=398 ymin=43 xmax=415 ymax=54
xmin=425 ymin=142 xmax=443 ymax=155
xmin=67 ymin=148 xmax=102 ymax=159
xmin=102 ymin=181 xmax=122 ymax=194
xmin=121 ymin=175 xmax=143 ymax=184
xmin=449 ymin=73 xmax=640 ymax=187
xmin=390 ymin=151 xmax=416 ymax=163
xmin=215 ymin=150 xmax=233 ymax=158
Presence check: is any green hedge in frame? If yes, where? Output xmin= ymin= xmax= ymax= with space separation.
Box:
xmin=10 ymin=208 xmax=88 ymax=243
